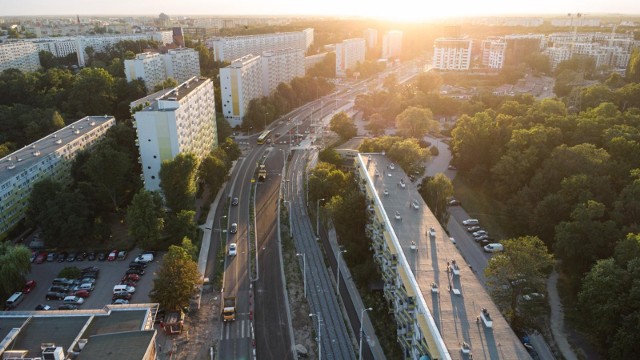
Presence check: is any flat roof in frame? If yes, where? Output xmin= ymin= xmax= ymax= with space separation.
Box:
xmin=76 ymin=330 xmax=155 ymax=360
xmin=131 ymin=77 xmax=210 ymax=112
xmin=0 ymin=115 xmax=114 ymax=185
xmin=360 ymin=153 xmax=530 ymax=360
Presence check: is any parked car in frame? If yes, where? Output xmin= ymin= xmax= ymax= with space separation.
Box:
xmin=108 ymin=250 xmax=118 ymax=261
xmin=231 ymin=197 xmax=239 ymax=206
xmin=112 ymin=292 xmax=132 ymax=301
xmin=57 ymin=252 xmax=68 ymax=262
xmin=87 ymin=252 xmax=96 ymax=261
xmin=46 ymin=252 xmax=57 ymax=262
xmin=120 ymin=280 xmax=137 ymax=287
xmin=230 ymin=223 xmax=238 ymax=234
xmin=228 ymin=243 xmax=237 ymax=256
xmin=23 ymin=280 xmax=36 ymax=294
xmin=35 ymin=304 xmax=51 ymax=311
xmin=63 ymin=295 xmax=84 ymax=305
xmin=45 ymin=292 xmax=66 ymax=300
xmin=35 ymin=251 xmax=48 ymax=264
xmin=81 ymin=272 xmax=98 ymax=280
xmin=117 ymin=251 xmax=128 ymax=261
xmin=74 ymin=290 xmax=91 ymax=298
xmin=466 ymin=226 xmax=481 ymax=232
xmin=113 ymin=285 xmax=135 ymax=294
xmin=79 ymin=277 xmax=96 ymax=285
xmin=126 ymin=268 xmax=145 ymax=276
xmin=82 ymin=266 xmax=100 ymax=274
xmin=67 ymin=251 xmax=77 ymax=262
xmin=58 ymin=304 xmax=78 ymax=310
xmin=129 ymin=262 xmax=146 ymax=270
xmin=448 ymin=199 xmax=461 ymax=206
xmin=48 ymin=285 xmax=69 ymax=293
xmin=75 ymin=252 xmax=86 ymax=261
xmin=484 ymin=243 xmax=504 ymax=253
xmin=30 ymin=250 xmax=37 ymax=263
xmin=134 ymin=253 xmax=153 ymax=264
xmin=113 ymin=299 xmax=129 ymax=305
xmin=123 ymin=274 xmax=141 ymax=282
xmin=473 ymin=230 xmax=488 ymax=237
xmin=97 ymin=252 xmax=107 ymax=261
xmin=462 ymin=219 xmax=480 ymax=226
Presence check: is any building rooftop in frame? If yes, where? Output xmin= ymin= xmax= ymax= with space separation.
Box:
xmin=0 ymin=115 xmax=115 ymax=185
xmin=0 ymin=304 xmax=157 ymax=359
xmin=131 ymin=77 xmax=210 ymax=112
xmin=359 ymin=153 xmax=530 ymax=359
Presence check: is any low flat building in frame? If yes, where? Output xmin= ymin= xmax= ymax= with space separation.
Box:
xmin=355 ymin=153 xmax=530 ymax=360
xmin=0 ymin=304 xmax=159 ymax=360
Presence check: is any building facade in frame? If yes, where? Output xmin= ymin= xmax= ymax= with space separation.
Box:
xmin=0 ymin=116 xmax=115 ymax=238
xmin=481 ymin=38 xmax=506 ymax=69
xmin=208 ymin=29 xmax=312 ymax=62
xmin=125 ymin=48 xmax=201 ymax=92
xmin=219 ymin=54 xmax=262 ymax=127
xmin=335 ymin=38 xmax=366 ymax=77
xmin=0 ymin=41 xmax=40 ymax=73
xmin=363 ymin=28 xmax=378 ymax=48
xmin=260 ymin=48 xmax=305 ymax=96
xmin=382 ymin=30 xmax=403 ymax=59
xmin=163 ymin=48 xmax=201 ymax=86
xmin=133 ymin=77 xmax=217 ymax=191
xmin=433 ymin=37 xmax=472 ymax=70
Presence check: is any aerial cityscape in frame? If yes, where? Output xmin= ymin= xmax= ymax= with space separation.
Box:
xmin=1 ymin=2 xmax=640 ymax=360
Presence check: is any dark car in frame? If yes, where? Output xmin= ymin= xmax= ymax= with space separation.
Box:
xmin=87 ymin=252 xmax=96 ymax=261
xmin=120 ymin=280 xmax=137 ymax=287
xmin=35 ymin=304 xmax=52 ymax=311
xmin=82 ymin=266 xmax=100 ymax=273
xmin=74 ymin=290 xmax=91 ymax=298
xmin=97 ymin=252 xmax=107 ymax=261
xmin=46 ymin=252 xmax=57 ymax=262
xmin=48 ymin=285 xmax=69 ymax=293
xmin=231 ymin=197 xmax=239 ymax=206
xmin=126 ymin=268 xmax=145 ymax=276
xmin=129 ymin=262 xmax=146 ymax=270
xmin=67 ymin=251 xmax=77 ymax=262
xmin=45 ymin=292 xmax=66 ymax=300
xmin=58 ymin=304 xmax=78 ymax=310
xmin=112 ymin=292 xmax=132 ymax=301
xmin=75 ymin=252 xmax=86 ymax=261
xmin=57 ymin=251 xmax=68 ymax=262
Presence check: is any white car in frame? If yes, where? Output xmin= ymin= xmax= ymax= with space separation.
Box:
xmin=63 ymin=295 xmax=84 ymax=305
xmin=462 ymin=219 xmax=479 ymax=226
xmin=483 ymin=243 xmax=504 ymax=253
xmin=228 ymin=243 xmax=237 ymax=256
xmin=389 ymin=163 xmax=395 ymax=170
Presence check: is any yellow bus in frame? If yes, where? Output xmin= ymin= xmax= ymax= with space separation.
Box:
xmin=257 ymin=130 xmax=272 ymax=145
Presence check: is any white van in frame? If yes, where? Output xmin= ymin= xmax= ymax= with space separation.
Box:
xmin=134 ymin=253 xmax=154 ymax=264
xmin=483 ymin=243 xmax=504 ymax=253
xmin=6 ymin=292 xmax=24 ymax=309
xmin=113 ymin=285 xmax=136 ymax=294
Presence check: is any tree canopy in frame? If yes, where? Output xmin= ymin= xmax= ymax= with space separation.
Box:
xmin=329 ymin=112 xmax=357 ymax=141
xmin=159 ymin=153 xmax=199 ymax=212
xmin=150 ymin=245 xmax=201 ymax=311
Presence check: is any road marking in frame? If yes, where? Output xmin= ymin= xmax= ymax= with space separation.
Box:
xmin=241 ymin=319 xmax=245 ymax=338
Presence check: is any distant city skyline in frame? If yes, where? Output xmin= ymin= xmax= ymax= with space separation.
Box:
xmin=4 ymin=0 xmax=640 ymax=21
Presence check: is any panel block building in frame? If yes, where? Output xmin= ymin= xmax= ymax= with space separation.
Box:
xmin=208 ymin=29 xmax=313 ymax=62
xmin=0 ymin=41 xmax=41 ymax=73
xmin=433 ymin=37 xmax=473 ymax=70
xmin=132 ymin=77 xmax=217 ymax=191
xmin=335 ymin=38 xmax=366 ymax=77
xmin=382 ymin=30 xmax=403 ymax=59
xmin=0 ymin=116 xmax=115 ymax=238
xmin=124 ymin=48 xmax=201 ymax=92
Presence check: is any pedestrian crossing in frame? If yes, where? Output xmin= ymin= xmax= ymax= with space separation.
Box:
xmin=222 ymin=319 xmax=253 ymax=340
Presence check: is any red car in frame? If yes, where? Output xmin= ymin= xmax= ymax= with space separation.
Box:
xmin=107 ymin=249 xmax=118 ymax=261
xmin=23 ymin=280 xmax=36 ymax=294
xmin=74 ymin=290 xmax=91 ymax=298
xmin=35 ymin=251 xmax=48 ymax=264
xmin=122 ymin=274 xmax=140 ymax=282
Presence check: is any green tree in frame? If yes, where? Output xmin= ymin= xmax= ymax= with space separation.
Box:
xmin=418 ymin=174 xmax=453 ymax=224
xmin=626 ymin=48 xmax=640 ymax=83
xmin=153 ymin=77 xmax=178 ymax=92
xmin=66 ymin=67 xmax=115 ymax=117
xmin=159 ymin=153 xmax=199 ymax=212
xmin=181 ymin=237 xmax=198 ymax=261
xmin=386 ymin=138 xmax=428 ymax=173
xmin=150 ymin=245 xmax=201 ymax=311
xmin=365 ymin=113 xmax=387 ymax=137
xmin=199 ymin=154 xmax=227 ymax=193
xmin=484 ymin=236 xmax=554 ymax=329
xmin=318 ymin=148 xmax=342 ymax=166
xmin=166 ymin=210 xmax=197 ymax=246
xmin=26 ymin=178 xmax=63 ymax=227
xmin=127 ymin=189 xmax=165 ymax=249
xmin=395 ymin=106 xmax=438 ymax=139
xmin=82 ymin=142 xmax=132 ymax=211
xmin=0 ymin=243 xmax=31 ymax=301
xmin=329 ymin=112 xmax=357 ymax=141
xmin=37 ymin=190 xmax=93 ymax=247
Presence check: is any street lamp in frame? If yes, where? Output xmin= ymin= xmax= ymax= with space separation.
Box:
xmin=336 ymin=249 xmax=347 ymax=297
xmin=296 ymin=252 xmax=306 ymax=298
xmin=309 ymin=313 xmax=322 ymax=360
xmin=359 ymin=307 xmax=373 ymax=360
xmin=316 ymin=198 xmax=325 ymax=237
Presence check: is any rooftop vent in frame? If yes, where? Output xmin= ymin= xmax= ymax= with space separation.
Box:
xmin=7 ymin=163 xmax=15 ymax=170
xmin=55 ymin=139 xmax=62 ymax=144
xmin=74 ymin=130 xmax=80 ymax=135
xmin=33 ymin=151 xmax=41 ymax=157
xmin=90 ymin=121 xmax=96 ymax=126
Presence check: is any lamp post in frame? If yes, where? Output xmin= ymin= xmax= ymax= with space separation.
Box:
xmin=358 ymin=307 xmax=373 ymax=360
xmin=316 ymin=198 xmax=325 ymax=237
xmin=296 ymin=252 xmax=306 ymax=297
xmin=309 ymin=313 xmax=322 ymax=360
xmin=336 ymin=249 xmax=347 ymax=297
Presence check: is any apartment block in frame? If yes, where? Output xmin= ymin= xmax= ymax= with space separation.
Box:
xmin=363 ymin=28 xmax=378 ymax=48
xmin=125 ymin=48 xmax=201 ymax=92
xmin=433 ymin=37 xmax=472 ymax=70
xmin=355 ymin=153 xmax=530 ymax=360
xmin=382 ymin=30 xmax=403 ymax=59
xmin=260 ymin=48 xmax=305 ymax=96
xmin=219 ymin=55 xmax=262 ymax=128
xmin=208 ymin=29 xmax=312 ymax=62
xmin=335 ymin=38 xmax=366 ymax=77
xmin=0 ymin=116 xmax=115 ymax=238
xmin=0 ymin=41 xmax=40 ymax=73
xmin=481 ymin=38 xmax=507 ymax=69
xmin=132 ymin=77 xmax=217 ymax=192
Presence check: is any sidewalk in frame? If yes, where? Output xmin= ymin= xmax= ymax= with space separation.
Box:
xmin=547 ymin=269 xmax=578 ymax=360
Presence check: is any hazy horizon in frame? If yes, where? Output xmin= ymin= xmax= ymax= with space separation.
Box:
xmin=4 ymin=1 xmax=640 ymax=22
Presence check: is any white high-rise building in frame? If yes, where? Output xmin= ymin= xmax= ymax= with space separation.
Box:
xmin=335 ymin=38 xmax=366 ymax=77
xmin=260 ymin=48 xmax=305 ymax=96
xmin=220 ymin=55 xmax=263 ymax=128
xmin=481 ymin=38 xmax=506 ymax=69
xmin=0 ymin=42 xmax=40 ymax=72
xmin=132 ymin=77 xmax=217 ymax=191
xmin=208 ymin=30 xmax=311 ymax=62
xmin=363 ymin=28 xmax=378 ymax=49
xmin=125 ymin=48 xmax=201 ymax=92
xmin=433 ymin=37 xmax=472 ymax=70
xmin=0 ymin=116 xmax=115 ymax=237
xmin=382 ymin=30 xmax=403 ymax=59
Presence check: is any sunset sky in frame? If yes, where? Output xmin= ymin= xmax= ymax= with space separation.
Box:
xmin=4 ymin=0 xmax=640 ymax=20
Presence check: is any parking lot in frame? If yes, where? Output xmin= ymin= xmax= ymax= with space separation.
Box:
xmin=14 ymin=250 xmax=161 ymax=311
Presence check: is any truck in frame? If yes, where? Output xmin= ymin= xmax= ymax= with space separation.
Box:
xmin=222 ymin=297 xmax=236 ymax=322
